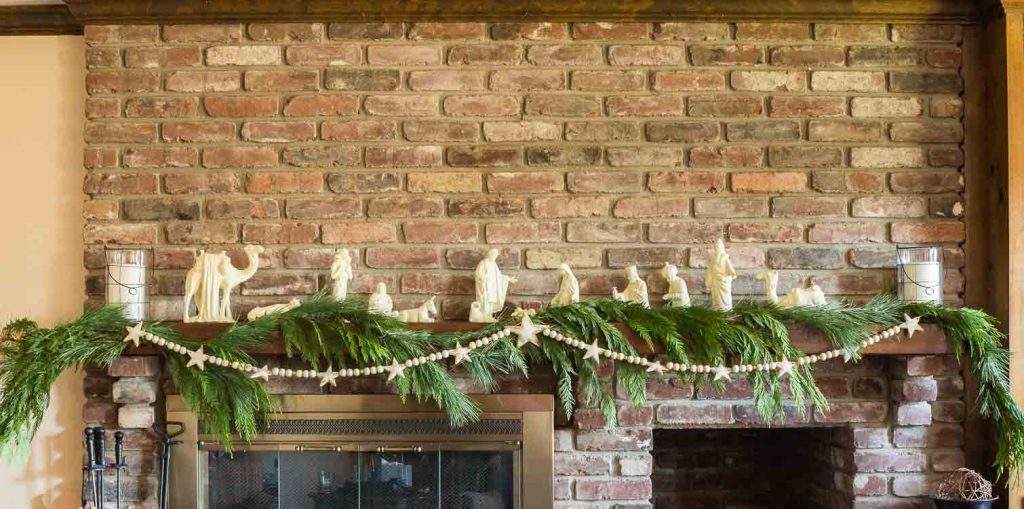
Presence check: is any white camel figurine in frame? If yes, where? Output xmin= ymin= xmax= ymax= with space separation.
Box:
xmin=397 ymin=296 xmax=438 ymax=323
xmin=757 ymin=270 xmax=827 ymax=308
xmin=183 ymin=245 xmax=264 ymax=323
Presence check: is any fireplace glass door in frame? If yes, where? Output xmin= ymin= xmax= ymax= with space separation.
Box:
xmin=204 ymin=446 xmax=518 ymax=509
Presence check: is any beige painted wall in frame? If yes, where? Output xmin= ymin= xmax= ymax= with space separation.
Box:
xmin=0 ymin=36 xmax=86 ymax=508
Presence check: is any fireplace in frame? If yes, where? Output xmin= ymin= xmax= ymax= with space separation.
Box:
xmin=166 ymin=395 xmax=554 ymax=509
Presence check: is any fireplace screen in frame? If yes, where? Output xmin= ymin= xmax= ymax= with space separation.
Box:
xmin=205 ymin=447 xmax=517 ymax=509
xmin=167 ymin=395 xmax=553 ymax=509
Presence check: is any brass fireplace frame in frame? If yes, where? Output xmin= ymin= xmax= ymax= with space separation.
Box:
xmin=166 ymin=394 xmax=554 ymax=509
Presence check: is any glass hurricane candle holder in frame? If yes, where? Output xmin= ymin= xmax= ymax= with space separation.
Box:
xmin=105 ymin=248 xmax=151 ymax=321
xmin=896 ymin=246 xmax=943 ymax=304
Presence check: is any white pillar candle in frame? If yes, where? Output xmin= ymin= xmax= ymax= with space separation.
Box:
xmin=106 ymin=249 xmax=149 ymax=321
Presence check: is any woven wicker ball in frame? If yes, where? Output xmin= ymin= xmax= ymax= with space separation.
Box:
xmin=936 ymin=468 xmax=993 ymax=501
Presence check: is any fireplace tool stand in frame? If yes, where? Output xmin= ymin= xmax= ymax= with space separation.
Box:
xmin=82 ymin=427 xmax=126 ymax=509
xmin=151 ymin=421 xmax=185 ymax=509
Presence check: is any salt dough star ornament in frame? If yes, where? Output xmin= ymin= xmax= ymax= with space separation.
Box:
xmin=250 ymin=365 xmax=270 ymax=382
xmin=186 ymin=346 xmax=207 ymax=371
xmin=386 ymin=360 xmax=406 ymax=382
xmin=900 ymin=314 xmax=924 ymax=339
xmin=509 ymin=314 xmax=548 ymax=348
xmin=645 ymin=361 xmax=665 ymax=375
xmin=713 ymin=365 xmax=732 ymax=382
xmin=582 ymin=340 xmax=602 ymax=362
xmin=123 ymin=322 xmax=146 ymax=347
xmin=452 ymin=342 xmax=472 ymax=365
xmin=319 ymin=366 xmax=339 ymax=387
xmin=777 ymin=358 xmax=794 ymax=379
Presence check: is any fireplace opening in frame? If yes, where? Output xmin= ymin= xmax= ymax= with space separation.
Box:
xmin=653 ymin=428 xmax=853 ymax=509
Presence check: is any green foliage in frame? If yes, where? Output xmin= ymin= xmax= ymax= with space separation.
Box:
xmin=0 ymin=295 xmax=1022 ymax=487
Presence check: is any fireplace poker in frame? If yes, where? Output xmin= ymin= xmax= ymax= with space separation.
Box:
xmin=83 ymin=427 xmax=98 ymax=507
xmin=152 ymin=421 xmax=185 ymax=509
xmin=94 ymin=428 xmax=106 ymax=509
xmin=113 ymin=431 xmax=125 ymax=509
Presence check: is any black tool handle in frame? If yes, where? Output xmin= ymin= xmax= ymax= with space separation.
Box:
xmin=114 ymin=431 xmax=125 ymax=468
xmin=84 ymin=428 xmax=97 ymax=468
xmin=94 ymin=428 xmax=106 ymax=468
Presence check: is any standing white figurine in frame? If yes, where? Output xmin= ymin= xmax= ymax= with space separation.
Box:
xmin=706 ymin=239 xmax=737 ymax=311
xmin=661 ymin=263 xmax=690 ymax=307
xmin=550 ymin=263 xmax=580 ymax=306
xmin=756 ymin=270 xmax=781 ymax=304
xmin=330 ymin=248 xmax=354 ymax=301
xmin=397 ymin=296 xmax=438 ymax=323
xmin=470 ymin=249 xmax=517 ymax=323
xmin=368 ymin=282 xmax=397 ymax=316
xmin=183 ymin=245 xmax=264 ymax=323
xmin=612 ymin=266 xmax=649 ymax=307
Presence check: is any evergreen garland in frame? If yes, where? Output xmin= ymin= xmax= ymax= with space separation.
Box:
xmin=0 ymin=295 xmax=1021 ymax=486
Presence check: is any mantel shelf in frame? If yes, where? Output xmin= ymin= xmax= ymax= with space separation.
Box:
xmin=125 ymin=321 xmax=950 ymax=357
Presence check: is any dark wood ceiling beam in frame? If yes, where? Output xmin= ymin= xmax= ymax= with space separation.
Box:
xmin=0 ymin=4 xmax=80 ymax=35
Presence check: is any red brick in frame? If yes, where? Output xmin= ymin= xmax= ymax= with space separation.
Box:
xmin=403 ymin=222 xmax=478 ymax=243
xmin=84 ymin=224 xmax=158 ymax=245
xmin=322 ymin=120 xmax=397 ymax=141
xmin=891 ymin=222 xmax=965 ymax=243
xmin=732 ymin=172 xmax=807 ymax=193
xmin=649 ymin=171 xmax=726 ymax=193
xmin=487 ymin=172 xmax=564 ymax=193
xmin=566 ymin=222 xmax=641 ymax=243
xmin=401 ymin=274 xmax=475 ymax=295
xmin=813 ymin=172 xmax=886 ymax=194
xmin=85 ymin=122 xmax=157 ymax=143
xmin=282 ymin=94 xmax=358 ymax=117
xmin=448 ymin=146 xmax=522 ymax=167
xmin=690 ymin=45 xmax=764 ymax=66
xmin=87 ymin=70 xmax=160 ymax=94
xmin=84 ymin=200 xmax=119 ymax=220
xmin=809 ymin=223 xmax=886 ymax=244
xmin=242 ymin=121 xmax=316 ymax=142
xmin=645 ymin=121 xmax=719 ymax=143
xmin=726 ymin=120 xmax=800 ymax=141
xmin=608 ymin=147 xmax=684 ymax=167
xmin=162 ymin=120 xmax=234 ymax=141
xmin=163 ymin=24 xmax=242 ymax=42
xmin=241 ymin=273 xmax=318 ymax=296
xmin=532 ymin=196 xmax=610 ymax=218
xmin=694 ymin=197 xmax=769 ymax=218
xmin=122 ymin=199 xmax=200 ymax=221
xmin=367 ymin=197 xmax=444 ymax=218
xmin=85 ymin=97 xmax=120 ymax=119
xmin=365 ymin=146 xmax=443 ymax=167
xmin=852 ymin=196 xmax=928 ymax=218
xmin=409 ymin=70 xmax=486 ymax=91
xmin=890 ymin=121 xmax=964 ymax=143
xmin=365 ymin=247 xmax=441 ymax=268
xmin=728 ymin=222 xmax=803 ymax=243
xmin=123 ymin=147 xmax=197 ymax=168
xmin=448 ymin=44 xmax=522 ymax=65
xmin=322 ymin=222 xmax=398 ymax=244
xmin=525 ymin=248 xmax=603 ymax=269
xmin=444 ymin=95 xmax=519 ymax=116
xmin=690 ymin=146 xmax=764 ymax=167
xmin=576 ymin=478 xmax=652 ymax=501
xmin=808 ymin=120 xmax=882 ymax=142
xmin=527 ymin=146 xmax=600 ymax=166
xmin=609 ymin=45 xmax=686 ymax=66
xmin=364 ymin=95 xmax=438 ymax=116
xmin=245 ymin=69 xmax=319 ymax=92
xmin=771 ymin=45 xmax=845 ymax=66
xmin=572 ymin=70 xmax=646 ymax=91
xmin=608 ymin=247 xmax=686 ymax=268
xmin=283 ymin=146 xmax=361 ymax=167
xmin=206 ymin=45 xmax=281 ymax=66
xmin=567 ymin=172 xmax=641 ymax=194
xmin=249 ymin=23 xmax=324 ymax=42
xmin=329 ymin=23 xmax=404 ymax=40
xmin=814 ymin=24 xmax=887 ymax=41
xmin=242 ymin=223 xmax=319 ymax=244
xmin=163 ymin=173 xmax=240 ymax=194
xmin=770 ymin=96 xmax=846 ymax=117
xmin=491 ymin=23 xmax=568 ymax=40
xmin=565 ymin=121 xmax=641 ymax=141
xmin=285 ymin=197 xmax=361 ymax=219
xmin=84 ymin=148 xmax=117 ymax=169
xmin=490 ymin=69 xmax=565 ymax=91
xmin=890 ymin=171 xmax=962 ymax=193
xmin=204 ymin=96 xmax=279 ymax=117
xmin=607 ymin=95 xmax=685 ymax=117
xmin=769 ymin=146 xmax=842 ymax=168
xmin=772 ymin=197 xmax=847 ymax=218
xmin=486 ymin=222 xmax=561 ymax=243
xmin=656 ymin=403 xmax=733 ymax=425
xmin=124 ymin=97 xmax=198 ymax=118
xmin=203 ymin=147 xmax=278 ymax=168
xmin=246 ymin=172 xmax=323 ymax=193
xmin=555 ymin=452 xmax=611 ymax=476
xmin=325 ymin=69 xmax=400 ymax=90
xmin=892 ymin=24 xmax=963 ymax=42
xmin=576 ymin=429 xmax=652 ymax=452
xmin=407 ymin=172 xmax=481 ymax=193
xmin=573 ymin=22 xmax=648 ymax=40
xmin=731 ymin=70 xmax=806 ymax=92
xmin=524 ymin=94 xmax=601 ymax=116
xmin=124 ymin=46 xmax=202 ymax=68
xmin=815 ymin=401 xmax=888 ymax=424
xmin=811 ymin=71 xmax=885 ymax=92
xmin=84 ymin=173 xmax=158 ymax=195
xmin=449 ymin=197 xmax=526 ymax=217
xmin=206 ymin=198 xmax=280 ymax=219
xmin=285 ymin=45 xmax=361 ymax=66
xmin=652 ymin=70 xmax=726 ymax=91
xmin=688 ymin=95 xmax=764 ymax=117
xmin=409 ymin=22 xmax=484 ymax=40
xmin=165 ymin=223 xmax=238 ymax=244
xmin=166 ymin=70 xmax=240 ymax=92
xmin=328 ymin=172 xmax=401 ymax=193
xmin=528 ymin=44 xmax=603 ymax=66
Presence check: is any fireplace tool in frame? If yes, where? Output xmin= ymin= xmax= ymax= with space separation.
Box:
xmin=151 ymin=421 xmax=185 ymax=509
xmin=82 ymin=427 xmax=128 ymax=509
xmin=82 ymin=427 xmax=98 ymax=507
xmin=113 ymin=431 xmax=126 ymax=509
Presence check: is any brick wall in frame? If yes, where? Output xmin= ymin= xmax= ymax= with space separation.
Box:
xmin=81 ymin=21 xmax=966 ymax=319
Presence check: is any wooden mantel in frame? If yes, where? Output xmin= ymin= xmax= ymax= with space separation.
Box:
xmin=125 ymin=321 xmax=950 ymax=357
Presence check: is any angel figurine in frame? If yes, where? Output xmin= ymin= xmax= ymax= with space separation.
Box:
xmin=612 ymin=265 xmax=649 ymax=307
xmin=550 ymin=263 xmax=580 ymax=306
xmin=470 ymin=249 xmax=517 ymax=323
xmin=706 ymin=239 xmax=736 ymax=311
xmin=330 ymin=248 xmax=353 ymax=301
